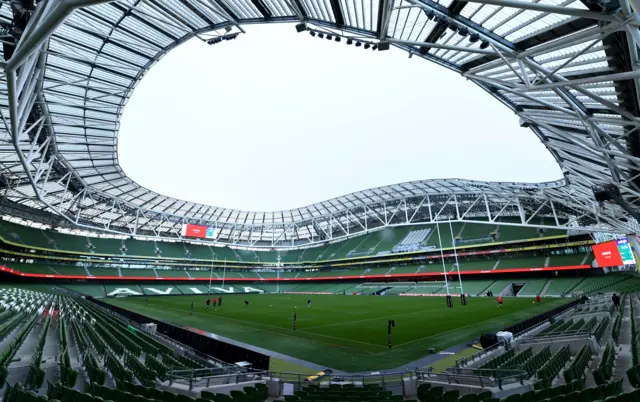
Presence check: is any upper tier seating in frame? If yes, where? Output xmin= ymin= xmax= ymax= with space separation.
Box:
xmin=6 ymin=253 xmax=590 ymax=281
xmin=392 ymin=229 xmax=432 ymax=253
xmin=544 ymin=278 xmax=583 ymax=296
xmin=518 ymin=279 xmax=548 ymax=296
xmin=0 ymin=219 xmax=571 ymax=263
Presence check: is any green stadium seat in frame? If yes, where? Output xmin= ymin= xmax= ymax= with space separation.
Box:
xmin=616 ymin=392 xmax=631 ymax=402
xmin=590 ymin=386 xmax=606 ymax=401
xmin=576 ymin=389 xmax=591 ymax=402
xmin=500 ymin=394 xmax=520 ymax=402
xmin=443 ymin=390 xmax=459 ymax=402
xmin=230 ymin=391 xmax=247 ymax=402
xmin=250 ymin=383 xmax=269 ymax=401
xmin=628 ymin=365 xmax=640 ymax=388
xmin=563 ymin=391 xmax=580 ymax=402
xmin=518 ymin=391 xmax=533 ymax=402
xmin=421 ymin=387 xmax=442 ymax=402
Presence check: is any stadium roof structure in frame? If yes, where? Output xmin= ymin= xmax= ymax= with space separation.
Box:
xmin=0 ymin=0 xmax=639 ymax=247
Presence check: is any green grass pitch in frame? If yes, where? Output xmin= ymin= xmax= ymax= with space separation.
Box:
xmin=106 ymin=294 xmax=569 ymax=372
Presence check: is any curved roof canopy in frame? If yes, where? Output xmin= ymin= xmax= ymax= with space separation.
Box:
xmin=0 ymin=0 xmax=639 ymax=247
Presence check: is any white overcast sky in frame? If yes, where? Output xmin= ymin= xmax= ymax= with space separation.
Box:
xmin=118 ymin=24 xmax=562 ymax=212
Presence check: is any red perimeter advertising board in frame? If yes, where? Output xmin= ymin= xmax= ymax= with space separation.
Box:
xmin=183 ymin=224 xmax=207 ymax=239
xmin=592 ymin=240 xmax=623 ymax=267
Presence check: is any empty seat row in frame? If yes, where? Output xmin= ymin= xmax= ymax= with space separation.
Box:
xmin=593 ymin=343 xmax=616 ymax=386
xmin=536 ymin=345 xmax=571 ymax=389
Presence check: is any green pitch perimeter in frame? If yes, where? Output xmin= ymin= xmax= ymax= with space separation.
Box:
xmin=106 ymin=294 xmax=569 ymax=372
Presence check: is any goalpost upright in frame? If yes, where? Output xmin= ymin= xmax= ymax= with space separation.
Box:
xmin=208 ymin=259 xmax=214 ymax=296
xmin=449 ymin=220 xmax=466 ymax=305
xmin=435 ymin=221 xmax=451 ymax=307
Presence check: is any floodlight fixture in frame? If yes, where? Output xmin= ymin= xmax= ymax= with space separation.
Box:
xmin=318 ymin=32 xmax=324 ymax=38
xmin=479 ymin=40 xmax=489 ymax=49
xmin=364 ymin=43 xmax=370 ymax=49
xmin=347 ymin=38 xmax=353 ymax=45
xmin=355 ymin=41 xmax=362 ymax=47
xmin=326 ymin=34 xmax=332 ymax=40
xmin=310 ymin=30 xmax=316 ymax=37
xmin=469 ymin=33 xmax=480 ymax=43
xmin=335 ymin=36 xmax=341 ymax=42
xmin=601 ymin=0 xmax=620 ymax=14
xmin=295 ymin=23 xmax=307 ymax=33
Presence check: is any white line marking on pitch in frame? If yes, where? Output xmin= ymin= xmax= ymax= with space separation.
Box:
xmin=143 ymin=303 xmax=387 ymax=349
xmin=391 ymin=309 xmax=537 ymax=349
xmin=302 ymin=308 xmax=444 ymax=331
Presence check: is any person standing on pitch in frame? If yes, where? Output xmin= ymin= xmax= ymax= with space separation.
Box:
xmin=307 ymin=299 xmax=312 ymax=308
xmin=293 ymin=311 xmax=297 ymax=331
xmin=497 ymin=296 xmax=503 ymax=307
xmin=190 ymin=302 xmax=194 ymax=315
xmin=213 ymin=297 xmax=217 ymax=308
xmin=218 ymin=296 xmax=223 ymax=307
xmin=145 ymin=296 xmax=148 ymax=306
xmin=206 ymin=298 xmax=210 ymax=310
xmin=535 ymin=295 xmax=541 ymax=304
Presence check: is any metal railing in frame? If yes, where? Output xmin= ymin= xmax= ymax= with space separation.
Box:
xmin=166 ymin=367 xmax=415 ymax=393
xmin=168 ymin=367 xmax=267 ymax=390
xmin=416 ymin=367 xmax=528 ymax=390
xmin=531 ymin=327 xmax=593 ymax=340
xmin=455 ymin=340 xmax=506 ymax=368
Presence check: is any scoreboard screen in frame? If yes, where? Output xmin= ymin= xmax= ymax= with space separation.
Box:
xmin=616 ymin=238 xmax=636 ymax=265
xmin=592 ymin=237 xmax=636 ymax=267
xmin=181 ymin=224 xmax=217 ymax=239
